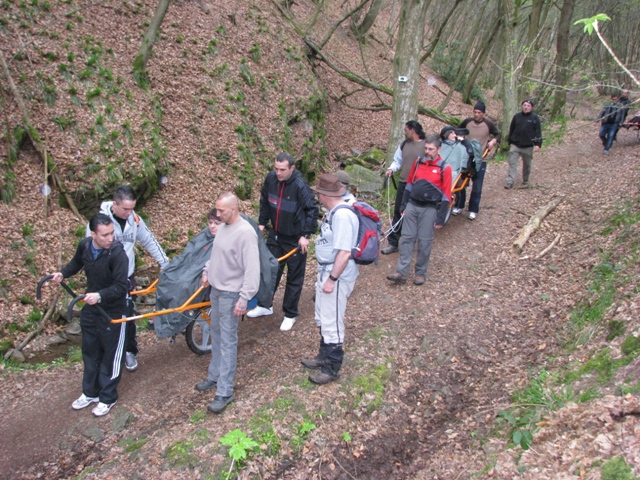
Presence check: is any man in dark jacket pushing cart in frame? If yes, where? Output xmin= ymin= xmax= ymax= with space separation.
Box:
xmin=50 ymin=214 xmax=129 ymax=417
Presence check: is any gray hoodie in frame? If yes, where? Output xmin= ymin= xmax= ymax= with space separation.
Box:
xmin=87 ymin=201 xmax=169 ymax=277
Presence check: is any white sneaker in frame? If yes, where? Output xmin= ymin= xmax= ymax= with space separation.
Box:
xmin=246 ymin=306 xmax=273 ymax=318
xmin=280 ymin=316 xmax=296 ymax=331
xmin=125 ymin=352 xmax=138 ymax=371
xmin=452 ymin=208 xmax=462 ymax=216
xmin=72 ymin=393 xmax=99 ymax=410
xmin=92 ymin=401 xmax=116 ymax=417
xmin=468 ymin=212 xmax=477 ymax=220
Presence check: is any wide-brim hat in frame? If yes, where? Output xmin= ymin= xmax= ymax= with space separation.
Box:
xmin=311 ymin=174 xmax=346 ymax=197
xmin=455 ymin=127 xmax=470 ymax=136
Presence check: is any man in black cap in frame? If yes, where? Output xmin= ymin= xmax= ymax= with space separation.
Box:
xmin=456 ymin=102 xmax=500 ymax=219
xmin=505 ymin=99 xmax=543 ymax=189
xmin=302 ymin=174 xmax=359 ymax=385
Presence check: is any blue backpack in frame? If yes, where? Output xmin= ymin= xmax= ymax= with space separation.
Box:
xmin=330 ymin=202 xmax=382 ymax=265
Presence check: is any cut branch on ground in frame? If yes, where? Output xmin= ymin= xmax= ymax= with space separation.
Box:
xmin=513 ymin=196 xmax=564 ymax=254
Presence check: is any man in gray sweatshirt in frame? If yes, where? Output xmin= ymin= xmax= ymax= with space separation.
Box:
xmin=196 ymin=192 xmax=260 ymax=414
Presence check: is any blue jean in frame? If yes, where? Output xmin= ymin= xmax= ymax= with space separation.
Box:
xmin=599 ymin=123 xmax=618 ymax=151
xmin=455 ymin=161 xmax=486 ymax=214
xmin=395 ymin=202 xmax=437 ymax=277
xmin=206 ymin=288 xmax=240 ymax=397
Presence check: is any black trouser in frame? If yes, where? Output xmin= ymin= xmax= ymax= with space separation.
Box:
xmin=126 ymin=275 xmax=138 ymax=355
xmin=455 ymin=162 xmax=486 ymax=214
xmin=81 ymin=313 xmax=127 ymax=404
xmin=264 ymin=236 xmax=306 ymax=318
xmin=317 ymin=337 xmax=343 ymax=377
xmin=387 ymin=181 xmax=407 ymax=248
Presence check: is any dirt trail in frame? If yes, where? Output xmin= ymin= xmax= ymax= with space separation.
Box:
xmin=1 ymin=122 xmax=639 ymax=479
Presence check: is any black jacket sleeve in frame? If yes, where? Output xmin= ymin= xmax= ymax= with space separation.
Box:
xmin=533 ymin=114 xmax=543 ymax=147
xmin=298 ymin=179 xmax=319 ymax=237
xmin=508 ymin=115 xmax=517 ymax=145
xmin=60 ymin=240 xmax=87 ymax=279
xmin=258 ymin=174 xmax=271 ymax=227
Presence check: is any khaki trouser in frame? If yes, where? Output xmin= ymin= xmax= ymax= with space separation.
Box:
xmin=506 ymin=145 xmax=533 ymax=186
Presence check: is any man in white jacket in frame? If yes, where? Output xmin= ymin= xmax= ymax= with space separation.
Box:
xmin=89 ymin=185 xmax=169 ymax=371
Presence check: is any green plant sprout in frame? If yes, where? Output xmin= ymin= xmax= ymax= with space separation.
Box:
xmin=219 ymin=429 xmax=259 ymax=479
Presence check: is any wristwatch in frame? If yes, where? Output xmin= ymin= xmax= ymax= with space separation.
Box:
xmin=329 ymin=274 xmax=339 ymax=282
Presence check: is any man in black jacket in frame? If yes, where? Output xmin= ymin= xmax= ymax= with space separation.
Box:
xmin=50 ymin=214 xmax=129 ymax=417
xmin=246 ymin=152 xmax=318 ymax=331
xmin=505 ymin=99 xmax=543 ymax=189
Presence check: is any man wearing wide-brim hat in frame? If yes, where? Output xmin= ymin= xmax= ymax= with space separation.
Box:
xmin=302 ymin=174 xmax=359 ymax=384
xmin=334 ymin=170 xmax=356 ymax=205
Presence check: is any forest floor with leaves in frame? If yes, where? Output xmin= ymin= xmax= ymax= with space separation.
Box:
xmin=1 ymin=118 xmax=639 ymax=479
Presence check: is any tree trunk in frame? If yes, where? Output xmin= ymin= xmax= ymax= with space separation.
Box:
xmin=133 ymin=0 xmax=172 ymax=88
xmin=549 ymin=0 xmax=575 ymax=117
xmin=462 ymin=16 xmax=502 ymax=104
xmin=385 ymin=0 xmax=431 ymax=167
xmin=419 ymin=0 xmax=464 ymax=64
xmin=500 ymin=0 xmax=519 ymax=147
xmin=437 ymin=14 xmax=483 ymax=111
xmin=354 ymin=0 xmax=383 ymax=39
xmin=518 ymin=0 xmax=550 ymax=100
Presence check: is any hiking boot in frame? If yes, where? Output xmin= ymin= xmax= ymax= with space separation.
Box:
xmin=195 ymin=379 xmax=217 ymax=392
xmin=381 ymin=245 xmax=398 ymax=255
xmin=413 ymin=275 xmax=425 ymax=286
xmin=309 ymin=370 xmax=339 ymax=385
xmin=468 ymin=212 xmax=477 ymax=220
xmin=125 ymin=352 xmax=138 ymax=371
xmin=387 ymin=272 xmax=407 ymax=283
xmin=603 ymin=149 xmax=609 ymax=155
xmin=92 ymin=401 xmax=116 ymax=417
xmin=71 ymin=393 xmax=99 ymax=410
xmin=301 ymin=356 xmax=324 ymax=369
xmin=246 ymin=306 xmax=273 ymax=318
xmin=452 ymin=208 xmax=462 ymax=216
xmin=504 ymin=184 xmax=513 ymax=189
xmin=207 ymin=395 xmax=234 ymax=414
xmin=280 ymin=316 xmax=296 ymax=331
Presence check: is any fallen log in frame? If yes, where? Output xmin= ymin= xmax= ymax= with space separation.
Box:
xmin=513 ymin=197 xmax=564 ymax=254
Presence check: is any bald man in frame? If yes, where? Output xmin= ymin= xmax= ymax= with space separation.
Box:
xmin=197 ymin=193 xmax=260 ymax=414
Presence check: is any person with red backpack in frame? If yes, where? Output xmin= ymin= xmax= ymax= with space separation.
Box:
xmin=302 ymin=174 xmax=359 ymax=385
xmin=387 ymin=135 xmax=452 ymax=286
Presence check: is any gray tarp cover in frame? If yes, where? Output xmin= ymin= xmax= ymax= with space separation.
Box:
xmin=153 ymin=215 xmax=278 ymax=339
